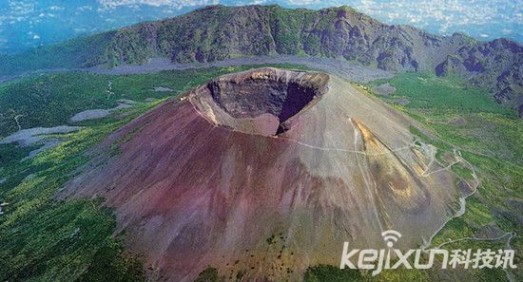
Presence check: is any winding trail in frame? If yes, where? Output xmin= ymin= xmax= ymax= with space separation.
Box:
xmin=433 ymin=231 xmax=515 ymax=250
xmin=428 ymin=231 xmax=517 ymax=282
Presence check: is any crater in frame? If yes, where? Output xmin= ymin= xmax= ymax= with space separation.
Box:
xmin=193 ymin=68 xmax=329 ymax=136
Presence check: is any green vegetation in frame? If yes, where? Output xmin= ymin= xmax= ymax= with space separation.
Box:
xmin=372 ymin=73 xmax=513 ymax=115
xmin=303 ymin=265 xmax=431 ymax=282
xmin=0 ymin=115 xmax=146 ymax=281
xmin=304 ymin=265 xmax=364 ymax=281
xmin=194 ymin=267 xmax=224 ymax=282
xmin=271 ymin=8 xmax=311 ymax=54
xmin=266 ymin=234 xmax=277 ymax=245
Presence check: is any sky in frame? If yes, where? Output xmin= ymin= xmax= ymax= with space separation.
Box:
xmin=0 ymin=0 xmax=521 ymax=54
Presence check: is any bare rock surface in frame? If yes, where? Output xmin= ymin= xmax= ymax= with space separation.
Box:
xmin=70 ymin=109 xmax=112 ymax=123
xmin=0 ymin=126 xmax=82 ymax=147
xmin=372 ymin=82 xmax=396 ymax=95
xmin=70 ymin=99 xmax=135 ymax=123
xmin=191 ymin=68 xmax=329 ymax=136
xmin=154 ymin=86 xmax=174 ymax=92
xmin=0 ymin=125 xmax=82 ymax=161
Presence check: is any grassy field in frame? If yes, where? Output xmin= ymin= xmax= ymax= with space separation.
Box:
xmin=371 ymin=73 xmax=514 ymax=115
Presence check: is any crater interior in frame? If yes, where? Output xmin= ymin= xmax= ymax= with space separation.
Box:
xmin=197 ymin=68 xmax=329 ymax=135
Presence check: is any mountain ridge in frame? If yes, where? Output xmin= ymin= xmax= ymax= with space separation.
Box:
xmin=1 ymin=4 xmax=522 ymax=113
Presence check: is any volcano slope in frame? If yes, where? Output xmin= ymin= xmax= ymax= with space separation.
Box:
xmin=60 ymin=68 xmax=478 ymax=281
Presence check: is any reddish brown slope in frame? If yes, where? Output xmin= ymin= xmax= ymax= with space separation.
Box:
xmin=60 ymin=68 xmax=477 ymax=281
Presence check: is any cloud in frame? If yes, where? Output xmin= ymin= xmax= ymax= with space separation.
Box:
xmin=77 ymin=5 xmax=94 ymax=11
xmin=249 ymin=0 xmax=268 ymax=4
xmin=97 ymin=0 xmax=216 ymax=8
xmin=286 ymin=0 xmax=322 ymax=5
xmin=49 ymin=6 xmax=65 ymax=11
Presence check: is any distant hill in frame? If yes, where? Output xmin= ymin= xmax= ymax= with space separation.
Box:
xmin=1 ymin=5 xmax=522 ymax=113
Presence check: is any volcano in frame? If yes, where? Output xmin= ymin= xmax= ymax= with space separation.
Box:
xmin=61 ymin=68 xmax=476 ymax=281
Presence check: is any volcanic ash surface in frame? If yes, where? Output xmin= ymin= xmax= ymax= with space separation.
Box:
xmin=60 ymin=68 xmax=477 ymax=281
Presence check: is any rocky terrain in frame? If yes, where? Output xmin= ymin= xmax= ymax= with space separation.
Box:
xmin=435 ymin=38 xmax=523 ymax=110
xmin=60 ymin=68 xmax=479 ymax=281
xmin=2 ymin=5 xmax=521 ymax=114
